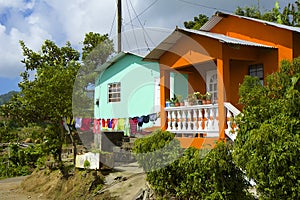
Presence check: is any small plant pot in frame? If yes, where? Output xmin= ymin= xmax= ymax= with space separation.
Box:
xmin=166 ymin=101 xmax=171 ymax=107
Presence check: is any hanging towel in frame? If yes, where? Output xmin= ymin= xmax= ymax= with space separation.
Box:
xmin=149 ymin=113 xmax=158 ymax=122
xmin=130 ymin=118 xmax=138 ymax=134
xmin=93 ymin=119 xmax=101 ymax=134
xmin=142 ymin=115 xmax=150 ymax=123
xmin=137 ymin=116 xmax=144 ymax=127
xmin=117 ymin=118 xmax=125 ymax=131
xmin=111 ymin=118 xmax=118 ymax=130
xmin=124 ymin=118 xmax=131 ymax=136
xmin=75 ymin=117 xmax=82 ymax=129
xmin=107 ymin=119 xmax=112 ymax=128
xmin=81 ymin=118 xmax=92 ymax=131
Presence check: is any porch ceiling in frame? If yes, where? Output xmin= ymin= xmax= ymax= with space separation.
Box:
xmin=143 ymin=27 xmax=275 ymax=62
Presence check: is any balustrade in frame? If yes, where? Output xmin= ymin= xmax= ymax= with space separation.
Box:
xmin=165 ymin=102 xmax=240 ymax=141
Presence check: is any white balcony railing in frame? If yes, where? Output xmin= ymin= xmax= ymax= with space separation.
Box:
xmin=165 ymin=102 xmax=240 ymax=141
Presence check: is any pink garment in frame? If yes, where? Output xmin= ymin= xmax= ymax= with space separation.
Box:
xmin=93 ymin=119 xmax=101 ymax=134
xmin=80 ymin=118 xmax=92 ymax=131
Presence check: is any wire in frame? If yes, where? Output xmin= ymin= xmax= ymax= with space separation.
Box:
xmin=176 ymin=0 xmax=234 ymax=13
xmin=124 ymin=0 xmax=159 ymax=26
xmin=126 ymin=0 xmax=140 ymax=53
xmin=128 ymin=0 xmax=155 ymax=49
xmin=109 ymin=9 xmax=117 ymax=37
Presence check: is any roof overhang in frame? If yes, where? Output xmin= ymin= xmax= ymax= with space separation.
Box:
xmin=143 ymin=27 xmax=275 ymax=62
xmin=95 ymin=51 xmax=143 ymax=72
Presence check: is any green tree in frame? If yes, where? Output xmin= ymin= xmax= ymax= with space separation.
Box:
xmin=235 ymin=0 xmax=300 ymax=27
xmin=184 ymin=14 xmax=209 ymax=30
xmin=234 ymin=57 xmax=300 ymax=199
xmin=73 ymin=32 xmax=114 ymax=117
xmin=1 ymin=40 xmax=81 ymax=165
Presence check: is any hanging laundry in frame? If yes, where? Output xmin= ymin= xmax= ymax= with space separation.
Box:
xmin=149 ymin=113 xmax=158 ymax=122
xmin=124 ymin=118 xmax=131 ymax=136
xmin=117 ymin=118 xmax=125 ymax=131
xmin=75 ymin=117 xmax=82 ymax=129
xmin=137 ymin=116 xmax=143 ymax=127
xmin=130 ymin=118 xmax=138 ymax=134
xmin=107 ymin=119 xmax=112 ymax=128
xmin=101 ymin=119 xmax=107 ymax=129
xmin=93 ymin=119 xmax=101 ymax=134
xmin=80 ymin=118 xmax=92 ymax=131
xmin=111 ymin=118 xmax=118 ymax=130
xmin=66 ymin=117 xmax=74 ymax=131
xmin=142 ymin=115 xmax=150 ymax=123
xmin=62 ymin=117 xmax=70 ymax=134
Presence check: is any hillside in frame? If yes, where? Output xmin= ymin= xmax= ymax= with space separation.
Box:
xmin=0 ymin=91 xmax=18 ymax=105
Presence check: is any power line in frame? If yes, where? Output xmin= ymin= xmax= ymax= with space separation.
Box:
xmin=109 ymin=8 xmax=117 ymax=37
xmin=125 ymin=0 xmax=140 ymax=53
xmin=124 ymin=0 xmax=159 ymax=26
xmin=128 ymin=0 xmax=155 ymax=49
xmin=176 ymin=0 xmax=234 ymax=13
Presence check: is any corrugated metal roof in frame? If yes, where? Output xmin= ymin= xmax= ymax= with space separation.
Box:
xmin=179 ymin=28 xmax=275 ymax=48
xmin=95 ymin=51 xmax=144 ymax=72
xmin=143 ymin=27 xmax=275 ymax=62
xmin=201 ymin=11 xmax=300 ymax=34
xmin=200 ymin=15 xmax=222 ymax=31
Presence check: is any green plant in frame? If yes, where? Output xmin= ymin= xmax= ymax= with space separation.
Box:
xmin=234 ymin=57 xmax=300 ymax=199
xmin=84 ymin=159 xmax=90 ymax=169
xmin=187 ymin=93 xmax=197 ymax=105
xmin=205 ymin=92 xmax=212 ymax=100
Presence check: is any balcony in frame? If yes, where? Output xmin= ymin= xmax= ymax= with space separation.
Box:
xmin=164 ymin=102 xmax=240 ymax=141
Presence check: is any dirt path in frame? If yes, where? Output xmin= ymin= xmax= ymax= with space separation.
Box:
xmin=0 ymin=176 xmax=45 ymax=200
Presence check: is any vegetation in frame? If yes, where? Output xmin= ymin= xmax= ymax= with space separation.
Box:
xmin=234 ymin=57 xmax=300 ymax=199
xmin=184 ymin=1 xmax=300 ymax=30
xmin=0 ymin=32 xmax=114 ymax=178
xmin=133 ymin=130 xmax=252 ymax=199
xmin=184 ymin=14 xmax=209 ymax=30
xmin=235 ymin=0 xmax=300 ymax=27
xmin=0 ymin=91 xmax=18 ymax=106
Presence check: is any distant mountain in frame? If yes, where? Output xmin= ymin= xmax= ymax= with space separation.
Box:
xmin=0 ymin=91 xmax=18 ymax=105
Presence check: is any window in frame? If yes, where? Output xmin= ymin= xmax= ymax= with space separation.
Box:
xmin=206 ymin=70 xmax=218 ymax=101
xmin=108 ymin=82 xmax=121 ymax=102
xmin=249 ymin=64 xmax=264 ymax=85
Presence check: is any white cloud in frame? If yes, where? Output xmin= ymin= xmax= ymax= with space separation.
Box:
xmin=0 ymin=0 xmax=296 ymax=80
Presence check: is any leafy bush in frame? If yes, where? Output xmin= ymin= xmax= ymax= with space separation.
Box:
xmin=234 ymin=57 xmax=300 ymax=199
xmin=133 ymin=130 xmax=253 ymax=199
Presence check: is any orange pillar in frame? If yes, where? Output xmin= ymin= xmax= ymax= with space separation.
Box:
xmin=217 ymin=44 xmax=230 ymax=141
xmin=160 ymin=66 xmax=170 ymax=130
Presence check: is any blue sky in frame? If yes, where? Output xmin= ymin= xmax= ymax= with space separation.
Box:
xmin=0 ymin=0 xmax=295 ymax=95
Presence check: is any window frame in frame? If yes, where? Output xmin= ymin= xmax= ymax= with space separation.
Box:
xmin=248 ymin=64 xmax=264 ymax=85
xmin=107 ymin=82 xmax=121 ymax=103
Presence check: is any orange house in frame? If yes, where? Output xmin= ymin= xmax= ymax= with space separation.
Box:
xmin=144 ymin=12 xmax=300 ymax=149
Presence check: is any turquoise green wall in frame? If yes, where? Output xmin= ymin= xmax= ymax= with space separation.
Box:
xmin=94 ymin=54 xmax=160 ymax=119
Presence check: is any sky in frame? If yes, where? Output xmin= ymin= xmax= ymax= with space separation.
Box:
xmin=0 ymin=0 xmax=295 ymax=95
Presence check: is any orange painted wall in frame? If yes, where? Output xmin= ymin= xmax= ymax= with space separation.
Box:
xmin=210 ymin=15 xmax=294 ymax=63
xmin=160 ymin=34 xmax=222 ymax=68
xmin=176 ymin=137 xmax=218 ymax=149
xmin=293 ymin=32 xmax=300 ymax=58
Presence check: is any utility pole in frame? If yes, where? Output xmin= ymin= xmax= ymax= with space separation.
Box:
xmin=117 ymin=0 xmax=122 ymax=53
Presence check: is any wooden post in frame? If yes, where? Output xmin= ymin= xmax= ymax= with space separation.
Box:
xmin=117 ymin=0 xmax=122 ymax=53
xmin=160 ymin=66 xmax=170 ymax=130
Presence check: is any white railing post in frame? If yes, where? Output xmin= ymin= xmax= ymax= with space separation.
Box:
xmin=171 ymin=110 xmax=176 ymax=131
xmin=177 ymin=110 xmax=182 ymax=131
xmin=164 ymin=103 xmax=240 ymax=140
xmin=167 ymin=110 xmax=172 ymax=131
